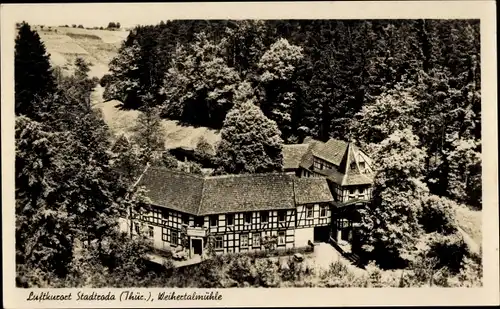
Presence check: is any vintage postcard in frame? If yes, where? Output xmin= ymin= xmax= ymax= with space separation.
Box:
xmin=1 ymin=1 xmax=498 ymax=308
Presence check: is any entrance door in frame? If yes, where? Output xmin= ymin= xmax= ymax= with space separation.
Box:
xmin=192 ymin=238 xmax=203 ymax=255
xmin=313 ymin=226 xmax=330 ymax=242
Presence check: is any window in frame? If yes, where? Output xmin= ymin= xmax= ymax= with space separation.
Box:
xmin=278 ymin=210 xmax=286 ymax=222
xmin=349 ymin=187 xmax=355 ymax=195
xmin=226 ymin=214 xmax=234 ymax=226
xmin=162 ymin=209 xmax=169 ymax=221
xmin=134 ymin=222 xmax=140 ymax=234
xmin=306 ymin=206 xmax=313 ymax=218
xmin=253 ymin=233 xmax=260 ymax=247
xmin=350 ymin=162 xmax=357 ymax=170
xmin=162 ymin=227 xmax=168 ymax=241
xmin=244 ymin=212 xmax=252 ymax=224
xmin=194 ymin=216 xmax=204 ymax=227
xmin=260 ymin=211 xmax=269 ymax=223
xmin=148 ymin=226 xmax=154 ymax=238
xmin=210 ymin=215 xmax=218 ymax=227
xmin=320 ymin=205 xmax=328 ymax=217
xmin=278 ymin=231 xmax=286 ymax=245
xmin=182 ymin=214 xmax=189 ymax=225
xmin=359 ymin=162 xmax=365 ymax=170
xmin=215 ymin=236 xmax=223 ymax=249
xmin=241 ymin=234 xmax=249 ymax=248
xmin=171 ymin=231 xmax=178 ymax=245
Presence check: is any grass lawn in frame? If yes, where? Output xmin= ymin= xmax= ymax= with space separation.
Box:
xmin=453 ymin=204 xmax=482 ymax=250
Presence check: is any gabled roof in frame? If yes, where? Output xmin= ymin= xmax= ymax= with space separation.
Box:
xmin=314 ymin=139 xmax=349 ymax=166
xmin=294 ymin=177 xmax=334 ymax=205
xmin=282 ymin=144 xmax=311 ymax=170
xmin=298 ymin=140 xmax=324 ymax=170
xmin=285 ymin=137 xmax=374 ymax=186
xmin=200 ymin=173 xmax=295 ymax=215
xmin=135 ymin=167 xmax=333 ymax=216
xmin=136 ymin=167 xmax=204 ymax=215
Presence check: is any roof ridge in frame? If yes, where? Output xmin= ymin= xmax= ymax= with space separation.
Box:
xmin=131 ymin=163 xmax=150 ymax=190
xmin=341 ymin=142 xmax=351 ymax=186
xmin=148 ymin=165 xmax=204 ymax=179
xmin=206 ymin=172 xmax=292 ymax=179
xmin=196 ymin=177 xmax=207 ymax=216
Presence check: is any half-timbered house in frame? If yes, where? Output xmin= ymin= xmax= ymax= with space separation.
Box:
xmin=119 ymin=167 xmax=335 ymax=259
xmin=121 ymin=138 xmax=374 ymax=259
xmin=283 ymin=137 xmax=374 ymax=252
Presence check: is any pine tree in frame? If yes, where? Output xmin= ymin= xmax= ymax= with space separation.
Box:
xmin=131 ymin=106 xmax=165 ymax=164
xmin=215 ymin=96 xmax=283 ymax=174
xmin=15 ymin=22 xmax=56 ymax=119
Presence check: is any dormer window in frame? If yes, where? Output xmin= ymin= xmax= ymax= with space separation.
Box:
xmin=350 ymin=162 xmax=357 ymax=170
xmin=226 ymin=214 xmax=234 ymax=226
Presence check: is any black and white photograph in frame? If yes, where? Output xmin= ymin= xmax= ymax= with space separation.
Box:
xmin=1 ymin=1 xmax=498 ymax=307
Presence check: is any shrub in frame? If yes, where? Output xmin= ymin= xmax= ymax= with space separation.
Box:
xmin=427 ymin=232 xmax=468 ymax=273
xmin=255 ymin=258 xmax=281 ymax=287
xmin=161 ymin=152 xmax=178 ymax=169
xmin=419 ymin=195 xmax=457 ymax=235
xmin=100 ymin=74 xmax=113 ymax=87
xmin=228 ymin=255 xmax=257 ymax=285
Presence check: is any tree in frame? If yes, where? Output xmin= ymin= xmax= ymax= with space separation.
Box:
xmin=444 ymin=134 xmax=481 ymax=208
xmin=215 ymin=99 xmax=283 ymax=174
xmin=15 ymin=116 xmax=74 ymax=277
xmin=103 ymin=37 xmax=142 ymax=106
xmin=350 ymin=87 xmax=420 ymax=147
xmin=257 ymin=38 xmax=304 ymax=142
xmin=162 ymin=32 xmax=241 ymax=128
xmin=357 ymin=129 xmax=429 ymax=268
xmin=131 ymin=106 xmax=165 ymax=164
xmin=15 ymin=22 xmax=56 ymax=119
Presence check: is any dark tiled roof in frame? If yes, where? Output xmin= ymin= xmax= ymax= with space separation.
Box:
xmin=282 ymin=144 xmax=310 ymax=170
xmin=293 ymin=178 xmax=334 ymax=205
xmin=292 ymin=138 xmax=374 ymax=186
xmin=298 ymin=140 xmax=325 ymax=170
xmin=200 ymin=173 xmax=295 ymax=215
xmin=343 ymin=173 xmax=373 ymax=186
xmin=136 ymin=167 xmax=204 ymax=215
xmin=314 ymin=139 xmax=348 ymax=166
xmin=136 ymin=168 xmax=334 ymax=215
xmin=314 ymin=167 xmax=345 ymax=185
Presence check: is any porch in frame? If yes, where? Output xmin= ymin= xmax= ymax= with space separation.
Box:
xmin=329 ymin=199 xmax=367 ymax=267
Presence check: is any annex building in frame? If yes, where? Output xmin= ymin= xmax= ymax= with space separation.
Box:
xmin=119 ymin=138 xmax=374 ymax=259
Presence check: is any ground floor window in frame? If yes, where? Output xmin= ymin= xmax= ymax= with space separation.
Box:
xmin=241 ymin=234 xmax=249 ymax=248
xmin=162 ymin=227 xmax=168 ymax=241
xmin=278 ymin=231 xmax=286 ymax=245
xmin=171 ymin=230 xmax=178 ymax=245
xmin=253 ymin=233 xmax=260 ymax=247
xmin=215 ymin=236 xmax=223 ymax=249
xmin=148 ymin=226 xmax=154 ymax=238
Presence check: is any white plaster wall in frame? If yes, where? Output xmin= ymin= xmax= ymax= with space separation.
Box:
xmin=118 ymin=218 xmax=129 ymax=235
xmin=294 ymin=227 xmax=314 ymax=247
xmin=153 ymin=225 xmax=163 ymax=250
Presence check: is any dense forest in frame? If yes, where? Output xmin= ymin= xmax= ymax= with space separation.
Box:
xmin=103 ymin=19 xmax=481 ymax=206
xmin=15 ymin=20 xmax=482 ymax=288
